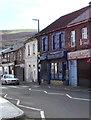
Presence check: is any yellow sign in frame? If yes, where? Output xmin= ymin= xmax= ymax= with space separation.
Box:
xmin=38 ymin=52 xmax=41 ymax=55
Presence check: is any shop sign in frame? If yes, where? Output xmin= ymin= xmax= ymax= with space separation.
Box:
xmin=80 ymin=39 xmax=89 ymax=45
xmin=68 ymin=49 xmax=91 ymax=60
xmin=47 ymin=51 xmax=65 ymax=60
xmin=40 ymin=54 xmax=47 ymax=60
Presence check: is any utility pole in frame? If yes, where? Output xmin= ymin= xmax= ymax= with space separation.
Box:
xmin=32 ymin=19 xmax=41 ymax=85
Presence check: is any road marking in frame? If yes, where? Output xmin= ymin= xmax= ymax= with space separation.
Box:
xmin=4 ymin=94 xmax=7 ymax=98
xmin=4 ymin=94 xmax=45 ymax=120
xmin=66 ymin=94 xmax=91 ymax=101
xmin=40 ymin=111 xmax=46 ymax=120
xmin=29 ymin=88 xmax=91 ymax=101
xmin=29 ymin=88 xmax=64 ymax=96
xmin=20 ymin=86 xmax=29 ymax=88
xmin=66 ymin=94 xmax=72 ymax=99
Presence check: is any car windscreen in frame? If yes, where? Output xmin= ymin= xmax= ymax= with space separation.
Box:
xmin=4 ymin=75 xmax=15 ymax=78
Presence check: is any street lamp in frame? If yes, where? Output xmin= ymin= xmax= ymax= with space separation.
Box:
xmin=32 ymin=19 xmax=40 ymax=33
xmin=32 ymin=18 xmax=41 ymax=85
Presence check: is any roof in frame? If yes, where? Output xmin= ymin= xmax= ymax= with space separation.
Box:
xmin=38 ymin=5 xmax=90 ymax=35
xmin=0 ymin=43 xmax=24 ymax=54
xmin=0 ymin=48 xmax=10 ymax=55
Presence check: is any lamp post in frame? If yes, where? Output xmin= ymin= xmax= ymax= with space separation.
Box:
xmin=32 ymin=19 xmax=40 ymax=33
xmin=32 ymin=19 xmax=41 ymax=85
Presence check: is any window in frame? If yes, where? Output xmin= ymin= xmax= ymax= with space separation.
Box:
xmin=28 ymin=45 xmax=30 ymax=56
xmin=71 ymin=31 xmax=75 ymax=47
xmin=19 ymin=50 xmax=22 ymax=61
xmin=52 ymin=35 xmax=59 ymax=50
xmin=52 ymin=32 xmax=65 ymax=50
xmin=51 ymin=63 xmax=62 ymax=80
xmin=42 ymin=36 xmax=48 ymax=52
xmin=59 ymin=33 xmax=65 ymax=48
xmin=33 ymin=44 xmax=35 ymax=54
xmin=82 ymin=27 xmax=87 ymax=39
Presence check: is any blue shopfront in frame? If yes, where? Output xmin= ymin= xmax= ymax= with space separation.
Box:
xmin=40 ymin=51 xmax=68 ymax=85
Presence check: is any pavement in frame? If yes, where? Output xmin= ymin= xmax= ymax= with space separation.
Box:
xmin=0 ymin=96 xmax=24 ymax=120
xmin=20 ymin=81 xmax=90 ymax=92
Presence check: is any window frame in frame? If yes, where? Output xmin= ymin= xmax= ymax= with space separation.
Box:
xmin=71 ymin=30 xmax=76 ymax=47
xmin=82 ymin=27 xmax=88 ymax=39
xmin=32 ymin=43 xmax=35 ymax=54
xmin=52 ymin=32 xmax=65 ymax=51
xmin=42 ymin=36 xmax=49 ymax=52
xmin=27 ymin=44 xmax=30 ymax=56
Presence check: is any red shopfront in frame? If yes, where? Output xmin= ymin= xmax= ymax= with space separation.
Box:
xmin=68 ymin=49 xmax=91 ymax=87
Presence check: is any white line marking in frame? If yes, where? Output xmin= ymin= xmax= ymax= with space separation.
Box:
xmin=4 ymin=94 xmax=45 ymax=119
xmin=18 ymin=104 xmax=41 ymax=111
xmin=4 ymin=94 xmax=7 ymax=98
xmin=29 ymin=88 xmax=91 ymax=101
xmin=29 ymin=88 xmax=31 ymax=91
xmin=66 ymin=94 xmax=91 ymax=101
xmin=47 ymin=92 xmax=64 ymax=95
xmin=40 ymin=110 xmax=46 ymax=120
xmin=29 ymin=88 xmax=64 ymax=96
xmin=20 ymin=86 xmax=29 ymax=88
xmin=16 ymin=99 xmax=20 ymax=105
xmin=66 ymin=94 xmax=72 ymax=98
xmin=44 ymin=91 xmax=47 ymax=93
xmin=71 ymin=97 xmax=90 ymax=101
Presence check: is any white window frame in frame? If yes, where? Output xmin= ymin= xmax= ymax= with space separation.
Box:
xmin=71 ymin=30 xmax=75 ymax=47
xmin=82 ymin=27 xmax=87 ymax=39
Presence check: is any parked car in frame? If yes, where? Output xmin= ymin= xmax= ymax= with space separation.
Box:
xmin=1 ymin=74 xmax=19 ymax=85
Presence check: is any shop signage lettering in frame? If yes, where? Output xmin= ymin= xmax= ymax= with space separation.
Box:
xmin=40 ymin=54 xmax=47 ymax=60
xmin=47 ymin=51 xmax=64 ymax=59
xmin=68 ymin=49 xmax=91 ymax=60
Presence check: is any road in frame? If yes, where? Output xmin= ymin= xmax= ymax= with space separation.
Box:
xmin=0 ymin=83 xmax=90 ymax=120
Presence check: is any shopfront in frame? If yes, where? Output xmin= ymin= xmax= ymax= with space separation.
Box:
xmin=68 ymin=49 xmax=91 ymax=87
xmin=40 ymin=51 xmax=67 ymax=84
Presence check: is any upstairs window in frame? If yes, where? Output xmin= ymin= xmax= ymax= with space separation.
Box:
xmin=33 ymin=43 xmax=35 ymax=54
xmin=42 ymin=36 xmax=48 ymax=52
xmin=52 ymin=34 xmax=59 ymax=50
xmin=82 ymin=27 xmax=87 ymax=39
xmin=28 ymin=45 xmax=30 ymax=56
xmin=59 ymin=33 xmax=65 ymax=49
xmin=52 ymin=32 xmax=65 ymax=50
xmin=71 ymin=30 xmax=75 ymax=47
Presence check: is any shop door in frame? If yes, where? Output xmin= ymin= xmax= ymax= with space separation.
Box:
xmin=69 ymin=60 xmax=78 ymax=86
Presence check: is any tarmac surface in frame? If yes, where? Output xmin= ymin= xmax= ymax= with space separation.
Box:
xmin=0 ymin=81 xmax=90 ymax=120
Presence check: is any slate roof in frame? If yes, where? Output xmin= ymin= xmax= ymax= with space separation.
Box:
xmin=38 ymin=5 xmax=90 ymax=35
xmin=0 ymin=43 xmax=24 ymax=54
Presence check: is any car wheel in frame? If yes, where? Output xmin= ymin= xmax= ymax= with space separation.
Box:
xmin=17 ymin=82 xmax=19 ymax=85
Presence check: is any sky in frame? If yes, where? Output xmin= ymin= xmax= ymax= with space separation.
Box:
xmin=0 ymin=0 xmax=90 ymax=31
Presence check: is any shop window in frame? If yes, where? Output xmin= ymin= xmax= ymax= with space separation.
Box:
xmin=71 ymin=30 xmax=75 ymax=47
xmin=51 ymin=62 xmax=62 ymax=80
xmin=82 ymin=27 xmax=87 ymax=39
xmin=42 ymin=36 xmax=48 ymax=52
